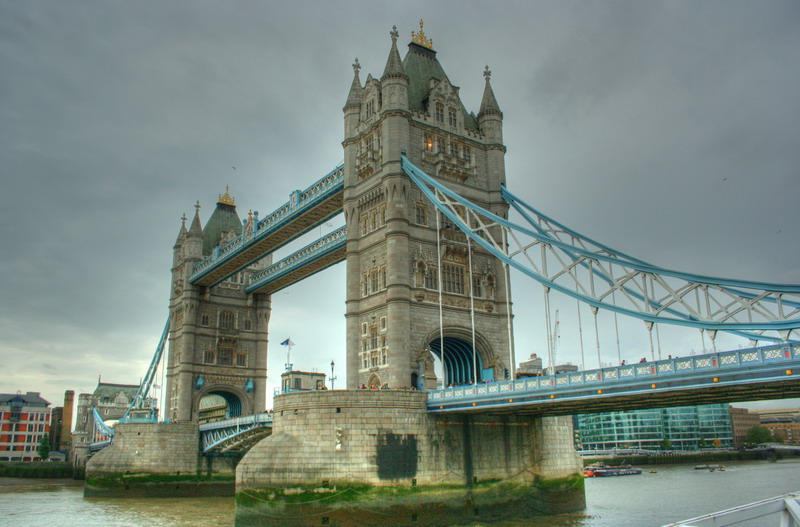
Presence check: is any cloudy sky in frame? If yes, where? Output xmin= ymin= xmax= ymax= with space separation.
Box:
xmin=1 ymin=1 xmax=798 ymax=412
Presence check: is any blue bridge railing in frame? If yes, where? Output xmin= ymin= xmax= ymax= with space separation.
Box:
xmin=427 ymin=343 xmax=799 ymax=411
xmin=246 ymin=226 xmax=347 ymax=294
xmin=199 ymin=412 xmax=273 ymax=453
xmin=190 ymin=164 xmax=343 ymax=284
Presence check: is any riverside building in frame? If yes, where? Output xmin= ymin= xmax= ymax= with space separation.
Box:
xmin=0 ymin=391 xmax=52 ymax=462
xmin=574 ymin=403 xmax=734 ymax=452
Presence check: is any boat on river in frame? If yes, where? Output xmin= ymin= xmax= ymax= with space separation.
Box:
xmin=584 ymin=463 xmax=643 ymax=477
xmin=694 ymin=464 xmax=725 ymax=472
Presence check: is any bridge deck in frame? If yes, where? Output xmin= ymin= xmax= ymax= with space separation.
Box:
xmin=190 ymin=165 xmax=343 ymax=287
xmin=428 ymin=344 xmax=800 ymax=416
xmin=246 ymin=226 xmax=346 ymax=294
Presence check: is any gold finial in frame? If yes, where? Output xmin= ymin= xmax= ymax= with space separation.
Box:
xmin=411 ymin=19 xmax=433 ymax=50
xmin=218 ymin=185 xmax=236 ymax=206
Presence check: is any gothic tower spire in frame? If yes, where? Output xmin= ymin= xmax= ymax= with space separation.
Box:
xmin=382 ymin=26 xmax=407 ymax=80
xmin=478 ymin=65 xmax=502 ymax=118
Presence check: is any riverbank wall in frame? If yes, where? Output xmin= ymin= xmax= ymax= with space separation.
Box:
xmin=235 ymin=390 xmax=585 ymax=527
xmin=583 ymin=449 xmax=800 ymax=467
xmin=0 ymin=461 xmax=75 ymax=479
xmin=84 ymin=422 xmax=238 ymax=497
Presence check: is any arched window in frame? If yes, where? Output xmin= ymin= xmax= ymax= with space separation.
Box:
xmin=435 ymin=103 xmax=444 ymax=122
xmin=219 ymin=311 xmax=235 ymax=329
xmin=448 ymin=107 xmax=457 ymax=127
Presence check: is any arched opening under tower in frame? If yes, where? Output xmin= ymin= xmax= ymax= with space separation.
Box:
xmin=428 ymin=336 xmax=489 ymax=387
xmin=198 ymin=391 xmax=242 ymax=423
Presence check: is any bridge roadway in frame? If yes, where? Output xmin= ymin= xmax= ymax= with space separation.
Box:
xmin=199 ymin=412 xmax=273 ymax=454
xmin=427 ymin=343 xmax=800 ymax=416
xmin=189 ymin=164 xmax=343 ymax=287
xmin=190 ymin=344 xmax=798 ymax=455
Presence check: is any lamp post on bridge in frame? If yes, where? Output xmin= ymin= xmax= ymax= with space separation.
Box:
xmin=330 ymin=360 xmax=337 ymax=390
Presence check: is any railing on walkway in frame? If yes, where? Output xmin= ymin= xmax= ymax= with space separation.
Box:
xmin=663 ymin=491 xmax=800 ymax=526
xmin=427 ymin=343 xmax=798 ymax=409
xmin=189 ymin=164 xmax=343 ymax=283
xmin=246 ymin=226 xmax=346 ymax=293
xmin=199 ymin=412 xmax=273 ymax=454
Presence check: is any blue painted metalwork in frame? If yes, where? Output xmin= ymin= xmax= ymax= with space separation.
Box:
xmin=245 ymin=226 xmax=346 ymax=294
xmin=427 ymin=343 xmax=800 ymax=413
xmin=401 ymin=155 xmax=800 ymax=342
xmin=121 ymin=318 xmax=170 ymax=422
xmin=199 ymin=412 xmax=273 ymax=453
xmin=189 ymin=164 xmax=344 ymax=285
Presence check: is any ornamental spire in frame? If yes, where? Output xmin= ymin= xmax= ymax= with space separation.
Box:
xmin=188 ymin=200 xmax=203 ymax=237
xmin=479 ymin=64 xmax=502 ymax=118
xmin=344 ymin=58 xmax=363 ymax=111
xmin=218 ymin=185 xmax=235 ymax=206
xmin=411 ymin=19 xmax=433 ymax=50
xmin=382 ymin=25 xmax=406 ymax=80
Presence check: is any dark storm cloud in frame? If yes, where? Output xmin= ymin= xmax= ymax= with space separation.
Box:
xmin=0 ymin=1 xmax=798 ymax=408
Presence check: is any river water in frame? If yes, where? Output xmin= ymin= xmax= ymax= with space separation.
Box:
xmin=1 ymin=459 xmax=798 ymax=527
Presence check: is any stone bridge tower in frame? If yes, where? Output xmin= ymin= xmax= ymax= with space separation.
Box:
xmin=166 ymin=190 xmax=270 ymax=422
xmin=343 ymin=23 xmax=512 ymax=390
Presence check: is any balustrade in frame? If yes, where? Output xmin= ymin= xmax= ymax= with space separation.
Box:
xmin=427 ymin=343 xmax=798 ymax=404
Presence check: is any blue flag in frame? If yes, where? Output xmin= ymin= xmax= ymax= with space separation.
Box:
xmin=281 ymin=338 xmax=294 ymax=346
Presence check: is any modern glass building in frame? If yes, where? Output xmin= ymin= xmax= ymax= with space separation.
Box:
xmin=574 ymin=403 xmax=733 ymax=452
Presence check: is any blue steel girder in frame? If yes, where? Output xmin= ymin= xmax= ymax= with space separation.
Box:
xmin=199 ymin=412 xmax=273 ymax=454
xmin=401 ymin=155 xmax=800 ymax=343
xmin=122 ymin=317 xmax=169 ymax=422
xmin=246 ymin=226 xmax=346 ymax=295
xmin=190 ymin=164 xmax=344 ymax=287
xmin=428 ymin=343 xmax=800 ymax=416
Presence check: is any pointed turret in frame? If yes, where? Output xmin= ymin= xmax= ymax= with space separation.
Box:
xmin=344 ymin=58 xmax=363 ymax=110
xmin=380 ymin=26 xmax=409 ymax=114
xmin=478 ymin=65 xmax=504 ymax=146
xmin=173 ymin=213 xmax=188 ymax=267
xmin=343 ymin=59 xmax=363 ymax=140
xmin=478 ymin=65 xmax=502 ymax=119
xmin=174 ymin=213 xmax=188 ymax=246
xmin=184 ymin=201 xmax=204 ymax=259
xmin=381 ymin=26 xmax=407 ymax=81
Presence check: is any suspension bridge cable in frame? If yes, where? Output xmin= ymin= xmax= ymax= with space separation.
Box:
xmin=592 ymin=307 xmax=602 ymax=368
xmin=577 ymin=294 xmax=586 ymax=370
xmin=612 ymin=290 xmax=621 ymax=365
xmin=467 ymin=236 xmax=478 ymax=386
xmin=503 ymin=228 xmax=515 ymax=380
xmin=435 ymin=198 xmax=446 ymax=386
xmin=655 ymin=322 xmax=662 ymax=359
xmin=544 ymin=287 xmax=554 ymax=375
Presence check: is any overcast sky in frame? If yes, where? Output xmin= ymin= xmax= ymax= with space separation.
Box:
xmin=1 ymin=1 xmax=798 ymax=412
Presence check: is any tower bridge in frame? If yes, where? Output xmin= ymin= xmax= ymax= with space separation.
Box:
xmin=86 ymin=22 xmax=800 ymax=525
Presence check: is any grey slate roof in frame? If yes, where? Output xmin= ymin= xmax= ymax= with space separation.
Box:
xmin=0 ymin=392 xmax=51 ymax=406
xmin=202 ymin=202 xmax=242 ymax=256
xmin=402 ymin=42 xmax=479 ymax=130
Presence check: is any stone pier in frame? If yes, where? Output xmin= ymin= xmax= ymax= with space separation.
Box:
xmin=85 ymin=422 xmax=237 ymax=497
xmin=235 ymin=390 xmax=584 ymax=526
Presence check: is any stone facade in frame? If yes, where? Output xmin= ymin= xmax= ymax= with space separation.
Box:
xmin=167 ymin=194 xmax=271 ymax=422
xmin=87 ymin=422 xmax=200 ymax=476
xmin=84 ymin=422 xmax=238 ymax=497
xmin=343 ymin=26 xmax=512 ymax=391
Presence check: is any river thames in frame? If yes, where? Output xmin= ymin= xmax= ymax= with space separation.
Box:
xmin=1 ymin=459 xmax=798 ymax=527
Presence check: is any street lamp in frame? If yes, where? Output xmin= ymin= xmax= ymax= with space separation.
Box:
xmin=330 ymin=360 xmax=337 ymax=390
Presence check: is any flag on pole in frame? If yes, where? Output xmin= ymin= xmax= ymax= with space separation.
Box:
xmin=281 ymin=338 xmax=294 ymax=346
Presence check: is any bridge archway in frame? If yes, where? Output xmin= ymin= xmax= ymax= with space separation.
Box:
xmin=197 ymin=387 xmax=247 ymax=423
xmin=367 ymin=373 xmax=382 ymax=389
xmin=425 ymin=330 xmax=495 ymax=387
